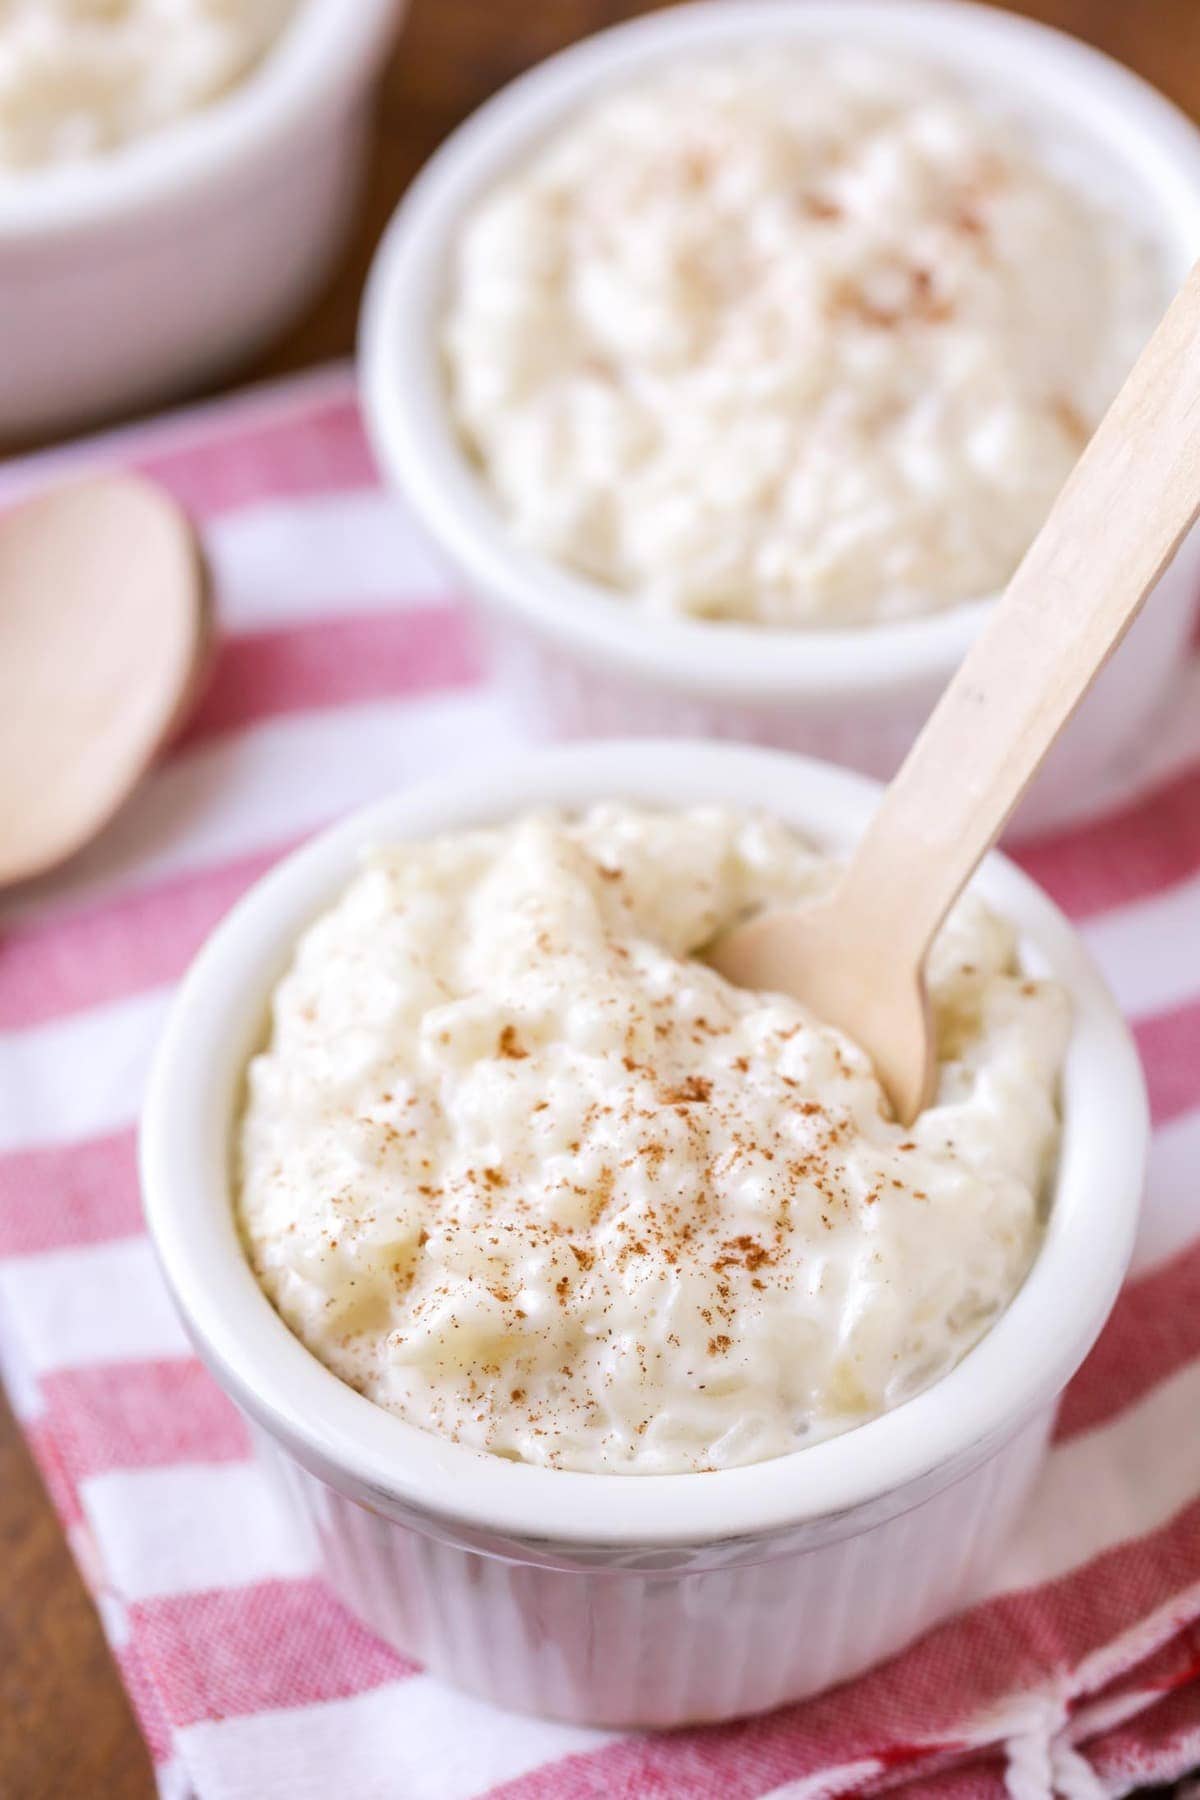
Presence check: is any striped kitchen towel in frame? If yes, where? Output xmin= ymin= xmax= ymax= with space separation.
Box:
xmin=1 ymin=367 xmax=1199 ymax=1800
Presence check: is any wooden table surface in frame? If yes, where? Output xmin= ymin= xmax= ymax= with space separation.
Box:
xmin=3 ymin=3 xmax=1200 ymax=1795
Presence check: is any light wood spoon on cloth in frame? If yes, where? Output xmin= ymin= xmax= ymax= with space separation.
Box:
xmin=712 ymin=265 xmax=1200 ymax=1125
xmin=0 ymin=475 xmax=211 ymax=889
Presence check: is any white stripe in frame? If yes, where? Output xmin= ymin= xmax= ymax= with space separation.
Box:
xmin=1 ymin=690 xmax=521 ymax=931
xmin=94 ymin=1586 xmax=131 ymax=1651
xmin=1135 ymin=1109 xmax=1200 ymax=1277
xmin=1082 ymin=870 xmax=1200 ymax=1022
xmin=0 ymin=987 xmax=169 ymax=1153
xmin=176 ymin=1677 xmax=611 ymax=1800
xmin=0 ymin=1294 xmax=43 ymax=1419
xmin=987 ymin=1358 xmax=1200 ymax=1597
xmin=83 ymin=1462 xmax=317 ymax=1601
xmin=0 ymin=1237 xmax=189 ymax=1373
xmin=760 ymin=1765 xmax=886 ymax=1800
xmin=207 ymin=490 xmax=451 ymax=630
xmin=155 ymin=1758 xmax=196 ymax=1800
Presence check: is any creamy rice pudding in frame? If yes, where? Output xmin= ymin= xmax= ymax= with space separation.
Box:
xmin=443 ymin=49 xmax=1161 ymax=625
xmin=0 ymin=0 xmax=297 ymax=169
xmin=238 ymin=805 xmax=1069 ymax=1475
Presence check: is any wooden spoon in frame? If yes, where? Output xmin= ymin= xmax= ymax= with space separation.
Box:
xmin=0 ymin=475 xmax=211 ymax=889
xmin=712 ymin=264 xmax=1200 ymax=1125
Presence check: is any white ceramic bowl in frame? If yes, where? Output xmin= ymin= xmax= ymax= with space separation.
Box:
xmin=141 ymin=739 xmax=1147 ymax=1727
xmin=360 ymin=0 xmax=1200 ymax=834
xmin=1 ymin=0 xmax=404 ymax=439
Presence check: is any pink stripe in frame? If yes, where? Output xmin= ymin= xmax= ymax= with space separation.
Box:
xmin=0 ymin=371 xmax=358 ymax=512
xmin=130 ymin=396 xmax=377 ymax=519
xmin=0 ymin=844 xmax=297 ymax=1033
xmin=129 ymin=1578 xmax=415 ymax=1726
xmin=1136 ymin=1003 xmax=1200 ymax=1125
xmin=1056 ymin=1239 xmax=1200 ymax=1441
xmin=1015 ymin=758 xmax=1200 ymax=921
xmin=115 ymin=1637 xmax=180 ymax=1766
xmin=0 ymin=1131 xmax=143 ymax=1256
xmin=491 ymin=1498 xmax=1200 ymax=1799
xmin=23 ymin=1415 xmax=84 ymax=1529
xmin=41 ymin=1359 xmax=249 ymax=1480
xmin=175 ymin=604 xmax=482 ymax=749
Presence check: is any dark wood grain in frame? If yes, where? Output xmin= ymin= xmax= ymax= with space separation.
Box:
xmin=3 ymin=2 xmax=1199 ymax=1792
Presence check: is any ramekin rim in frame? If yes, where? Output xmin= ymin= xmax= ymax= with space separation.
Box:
xmin=0 ymin=0 xmax=402 ymax=239
xmin=358 ymin=0 xmax=1200 ymax=703
xmin=140 ymin=738 xmax=1147 ymax=1550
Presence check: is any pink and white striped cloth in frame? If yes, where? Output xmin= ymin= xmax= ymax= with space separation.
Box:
xmin=2 ymin=368 xmax=1200 ymax=1800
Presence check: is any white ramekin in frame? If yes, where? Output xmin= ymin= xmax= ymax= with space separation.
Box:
xmin=359 ymin=0 xmax=1200 ymax=834
xmin=0 ymin=0 xmax=404 ymax=439
xmin=141 ymin=739 xmax=1147 ymax=1728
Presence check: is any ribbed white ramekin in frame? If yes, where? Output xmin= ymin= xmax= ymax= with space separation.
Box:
xmin=359 ymin=1 xmax=1200 ymax=833
xmin=260 ymin=1411 xmax=1054 ymax=1724
xmin=140 ymin=740 xmax=1148 ymax=1727
xmin=0 ymin=0 xmax=404 ymax=437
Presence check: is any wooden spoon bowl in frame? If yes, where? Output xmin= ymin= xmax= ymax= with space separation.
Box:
xmin=0 ymin=475 xmax=211 ymax=889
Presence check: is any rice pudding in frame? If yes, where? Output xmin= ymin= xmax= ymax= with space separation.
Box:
xmin=238 ymin=804 xmax=1070 ymax=1475
xmin=0 ymin=0 xmax=298 ymax=169
xmin=443 ymin=49 xmax=1161 ymax=626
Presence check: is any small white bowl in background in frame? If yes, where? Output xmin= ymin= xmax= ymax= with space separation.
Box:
xmin=141 ymin=738 xmax=1147 ymax=1728
xmin=1 ymin=0 xmax=404 ymax=440
xmin=360 ymin=1 xmax=1200 ymax=834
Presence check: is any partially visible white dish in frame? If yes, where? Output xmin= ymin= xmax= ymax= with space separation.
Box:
xmin=1 ymin=0 xmax=403 ymax=437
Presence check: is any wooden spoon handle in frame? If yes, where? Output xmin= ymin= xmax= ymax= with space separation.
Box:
xmin=838 ymin=260 xmax=1200 ymax=966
